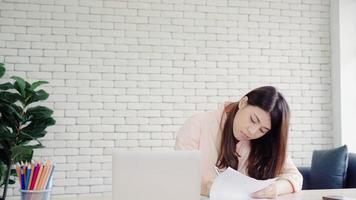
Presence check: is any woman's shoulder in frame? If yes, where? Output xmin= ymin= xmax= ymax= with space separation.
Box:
xmin=203 ymin=103 xmax=228 ymax=121
xmin=183 ymin=103 xmax=226 ymax=126
xmin=182 ymin=102 xmax=239 ymax=128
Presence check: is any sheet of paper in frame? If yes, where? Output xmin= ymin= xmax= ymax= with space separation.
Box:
xmin=210 ymin=167 xmax=276 ymax=200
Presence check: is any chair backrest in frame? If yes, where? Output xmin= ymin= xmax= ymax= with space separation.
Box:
xmin=309 ymin=145 xmax=348 ymax=189
xmin=346 ymin=153 xmax=356 ymax=188
xmin=298 ymin=151 xmax=356 ymax=190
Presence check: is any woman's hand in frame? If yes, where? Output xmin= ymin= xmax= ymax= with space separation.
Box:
xmin=250 ymin=182 xmax=278 ymax=199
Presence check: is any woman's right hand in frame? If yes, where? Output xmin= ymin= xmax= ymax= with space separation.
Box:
xmin=249 ymin=182 xmax=278 ymax=199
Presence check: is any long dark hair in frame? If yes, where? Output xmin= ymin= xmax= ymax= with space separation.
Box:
xmin=216 ymin=86 xmax=290 ymax=179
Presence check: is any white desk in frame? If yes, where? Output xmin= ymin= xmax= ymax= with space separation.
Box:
xmin=278 ymin=188 xmax=356 ymax=200
xmin=52 ymin=189 xmax=356 ymax=200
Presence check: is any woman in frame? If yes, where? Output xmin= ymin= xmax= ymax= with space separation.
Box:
xmin=175 ymin=86 xmax=303 ymax=199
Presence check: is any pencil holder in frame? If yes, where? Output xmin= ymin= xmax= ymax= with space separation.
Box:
xmin=20 ymin=189 xmax=51 ymax=200
xmin=16 ymin=160 xmax=55 ymax=200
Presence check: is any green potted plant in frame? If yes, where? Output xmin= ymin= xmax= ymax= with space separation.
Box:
xmin=0 ymin=63 xmax=55 ymax=200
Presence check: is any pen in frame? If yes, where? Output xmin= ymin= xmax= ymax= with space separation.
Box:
xmin=213 ymin=166 xmax=220 ymax=175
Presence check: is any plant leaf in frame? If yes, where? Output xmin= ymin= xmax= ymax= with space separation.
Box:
xmin=25 ymin=89 xmax=49 ymax=105
xmin=18 ymin=130 xmax=43 ymax=146
xmin=0 ymin=91 xmax=23 ymax=104
xmin=30 ymin=81 xmax=48 ymax=90
xmin=0 ymin=162 xmax=4 ymax=186
xmin=0 ymin=63 xmax=5 ymax=78
xmin=10 ymin=76 xmax=26 ymax=96
xmin=0 ymin=143 xmax=11 ymax=165
xmin=0 ymin=124 xmax=14 ymax=140
xmin=26 ymin=106 xmax=53 ymax=119
xmin=22 ymin=117 xmax=55 ymax=137
xmin=8 ymin=168 xmax=17 ymax=185
xmin=10 ymin=145 xmax=38 ymax=163
xmin=0 ymin=103 xmax=23 ymax=130
xmin=0 ymin=82 xmax=13 ymax=91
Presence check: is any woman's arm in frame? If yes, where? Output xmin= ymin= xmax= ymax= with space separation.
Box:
xmin=275 ymin=178 xmax=294 ymax=195
xmin=250 ymin=156 xmax=303 ymax=199
xmin=276 ymin=156 xmax=303 ymax=193
xmin=250 ymin=179 xmax=292 ymax=199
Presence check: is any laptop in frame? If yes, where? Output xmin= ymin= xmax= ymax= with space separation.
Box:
xmin=112 ymin=150 xmax=201 ymax=200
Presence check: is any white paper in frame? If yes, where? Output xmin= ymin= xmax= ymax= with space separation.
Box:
xmin=210 ymin=167 xmax=276 ymax=200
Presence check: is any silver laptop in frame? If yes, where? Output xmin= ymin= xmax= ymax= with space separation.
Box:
xmin=112 ymin=150 xmax=201 ymax=200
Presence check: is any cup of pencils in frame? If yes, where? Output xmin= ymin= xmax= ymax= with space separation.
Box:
xmin=16 ymin=160 xmax=55 ymax=200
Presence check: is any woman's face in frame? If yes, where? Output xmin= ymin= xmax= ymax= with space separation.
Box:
xmin=233 ymin=97 xmax=272 ymax=141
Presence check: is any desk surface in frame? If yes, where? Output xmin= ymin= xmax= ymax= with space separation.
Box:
xmin=277 ymin=188 xmax=356 ymax=200
xmin=52 ymin=188 xmax=356 ymax=200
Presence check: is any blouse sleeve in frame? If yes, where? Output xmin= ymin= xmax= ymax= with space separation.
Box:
xmin=277 ymin=156 xmax=303 ymax=192
xmin=174 ymin=114 xmax=202 ymax=150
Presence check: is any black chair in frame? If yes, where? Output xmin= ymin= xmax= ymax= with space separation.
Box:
xmin=298 ymin=145 xmax=356 ymax=190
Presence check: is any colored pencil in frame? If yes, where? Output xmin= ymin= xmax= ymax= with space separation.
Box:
xmin=20 ymin=167 xmax=25 ymax=190
xmin=46 ymin=165 xmax=55 ymax=189
xmin=25 ymin=163 xmax=31 ymax=190
xmin=33 ymin=162 xmax=43 ymax=190
xmin=29 ymin=163 xmax=39 ymax=190
xmin=38 ymin=161 xmax=49 ymax=189
xmin=27 ymin=161 xmax=34 ymax=190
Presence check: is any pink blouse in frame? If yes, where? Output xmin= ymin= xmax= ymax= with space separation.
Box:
xmin=174 ymin=104 xmax=303 ymax=196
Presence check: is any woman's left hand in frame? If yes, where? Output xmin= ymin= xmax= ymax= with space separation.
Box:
xmin=250 ymin=182 xmax=278 ymax=199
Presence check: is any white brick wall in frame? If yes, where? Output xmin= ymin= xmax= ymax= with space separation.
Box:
xmin=0 ymin=0 xmax=331 ymax=198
